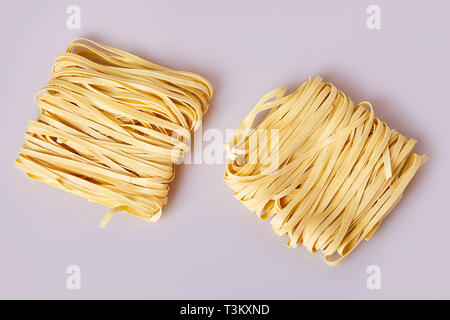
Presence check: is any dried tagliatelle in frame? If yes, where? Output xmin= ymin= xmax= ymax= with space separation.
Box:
xmin=224 ymin=76 xmax=426 ymax=266
xmin=16 ymin=38 xmax=213 ymax=227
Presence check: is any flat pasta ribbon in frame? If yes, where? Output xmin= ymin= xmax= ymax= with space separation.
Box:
xmin=224 ymin=76 xmax=426 ymax=266
xmin=16 ymin=38 xmax=213 ymax=227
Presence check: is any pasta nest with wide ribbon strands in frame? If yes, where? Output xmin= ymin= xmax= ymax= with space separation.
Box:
xmin=224 ymin=76 xmax=426 ymax=266
xmin=16 ymin=38 xmax=213 ymax=227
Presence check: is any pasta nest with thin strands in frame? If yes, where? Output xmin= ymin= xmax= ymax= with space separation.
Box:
xmin=16 ymin=38 xmax=213 ymax=227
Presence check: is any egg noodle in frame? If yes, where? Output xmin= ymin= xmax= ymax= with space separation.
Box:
xmin=16 ymin=38 xmax=213 ymax=227
xmin=224 ymin=76 xmax=426 ymax=266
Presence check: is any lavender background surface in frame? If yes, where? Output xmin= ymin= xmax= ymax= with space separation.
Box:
xmin=0 ymin=0 xmax=449 ymax=299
